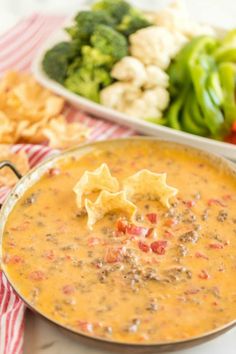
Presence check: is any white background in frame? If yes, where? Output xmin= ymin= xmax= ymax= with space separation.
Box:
xmin=0 ymin=0 xmax=235 ymax=353
xmin=0 ymin=0 xmax=236 ymax=34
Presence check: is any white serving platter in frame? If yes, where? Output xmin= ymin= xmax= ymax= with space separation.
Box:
xmin=32 ymin=14 xmax=236 ymax=161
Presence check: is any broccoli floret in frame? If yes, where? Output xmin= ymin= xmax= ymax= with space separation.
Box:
xmin=117 ymin=9 xmax=152 ymax=36
xmin=66 ymin=10 xmax=115 ymax=43
xmin=65 ymin=66 xmax=112 ymax=102
xmin=42 ymin=42 xmax=78 ymax=83
xmin=67 ymin=46 xmax=113 ymax=77
xmin=91 ymin=24 xmax=128 ymax=62
xmin=67 ymin=57 xmax=83 ymax=77
xmin=92 ymin=0 xmax=131 ymax=24
xmin=81 ymin=46 xmax=113 ymax=68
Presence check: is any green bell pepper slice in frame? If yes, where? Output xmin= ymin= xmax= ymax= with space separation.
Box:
xmin=190 ymin=63 xmax=224 ymax=136
xmin=207 ymin=70 xmax=223 ymax=106
xmin=214 ymin=29 xmax=236 ymax=62
xmin=189 ymin=90 xmax=209 ymax=130
xmin=166 ymin=88 xmax=188 ymax=130
xmin=182 ymin=91 xmax=209 ymax=136
xmin=214 ymin=47 xmax=236 ymax=62
xmin=218 ymin=62 xmax=236 ymax=125
xmin=168 ymin=36 xmax=218 ymax=93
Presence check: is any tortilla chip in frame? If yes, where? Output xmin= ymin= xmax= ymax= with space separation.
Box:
xmin=74 ymin=163 xmax=119 ymax=209
xmin=123 ymin=169 xmax=178 ymax=208
xmin=0 ymin=112 xmax=15 ymax=143
xmin=85 ymin=190 xmax=137 ymax=228
xmin=18 ymin=118 xmax=50 ymax=144
xmin=0 ymin=145 xmax=29 ymax=187
xmin=42 ymin=116 xmax=89 ymax=149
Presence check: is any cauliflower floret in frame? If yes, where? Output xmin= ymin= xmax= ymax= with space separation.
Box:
xmin=153 ymin=0 xmax=215 ymax=39
xmin=144 ymin=65 xmax=169 ymax=89
xmin=100 ymin=82 xmax=140 ymax=111
xmin=101 ymin=59 xmax=170 ymax=119
xmin=100 ymin=82 xmax=127 ymax=110
xmin=111 ymin=56 xmax=147 ymax=87
xmin=183 ymin=22 xmax=215 ymax=38
xmin=130 ymin=26 xmax=176 ymax=69
xmin=100 ymin=81 xmax=167 ymax=120
xmin=153 ymin=0 xmax=188 ymax=32
xmin=122 ymin=98 xmax=162 ymax=120
xmin=142 ymin=87 xmax=170 ymax=111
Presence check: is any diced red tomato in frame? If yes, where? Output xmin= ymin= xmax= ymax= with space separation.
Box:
xmin=225 ymin=121 xmax=236 ymax=144
xmin=77 ymin=320 xmax=93 ymax=333
xmin=198 ymin=270 xmax=210 ymax=280
xmin=150 ymin=240 xmax=168 ymax=255
xmin=43 ymin=250 xmax=55 ymax=260
xmin=225 ymin=130 xmax=236 ymax=144
xmin=116 ymin=218 xmax=149 ymax=237
xmin=138 ymin=241 xmax=150 ymax=253
xmin=232 ymin=121 xmax=236 ymax=132
xmin=87 ymin=237 xmax=101 ymax=247
xmin=207 ymin=199 xmax=227 ymax=207
xmin=116 ymin=218 xmax=128 ymax=234
xmin=209 ymin=243 xmax=224 ymax=249
xmin=195 ymin=252 xmax=209 ymax=260
xmin=3 ymin=254 xmax=23 ymax=264
xmin=48 ymin=168 xmax=61 ymax=177
xmin=62 ymin=284 xmax=76 ymax=295
xmin=104 ymin=247 xmax=124 ymax=263
xmin=164 ymin=230 xmax=174 ymax=238
xmin=185 ymin=200 xmax=196 ymax=208
xmin=164 ymin=218 xmax=178 ymax=227
xmin=146 ymin=213 xmax=158 ymax=224
xmin=126 ymin=224 xmax=148 ymax=237
xmin=29 ymin=270 xmax=45 ymax=281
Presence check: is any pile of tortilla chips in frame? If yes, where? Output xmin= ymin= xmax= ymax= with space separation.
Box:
xmin=0 ymin=145 xmax=29 ymax=187
xmin=0 ymin=71 xmax=90 ymax=148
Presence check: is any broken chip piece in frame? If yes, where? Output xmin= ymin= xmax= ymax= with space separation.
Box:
xmin=73 ymin=163 xmax=119 ymax=209
xmin=85 ymin=190 xmax=137 ymax=228
xmin=123 ymin=169 xmax=178 ymax=208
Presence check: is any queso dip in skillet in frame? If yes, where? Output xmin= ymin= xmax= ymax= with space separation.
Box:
xmin=2 ymin=139 xmax=236 ymax=343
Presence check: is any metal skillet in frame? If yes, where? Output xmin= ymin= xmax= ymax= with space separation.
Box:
xmin=0 ymin=137 xmax=235 ymax=353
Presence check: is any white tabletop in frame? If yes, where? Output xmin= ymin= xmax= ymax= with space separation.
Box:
xmin=24 ymin=310 xmax=236 ymax=354
xmin=0 ymin=0 xmax=234 ymax=353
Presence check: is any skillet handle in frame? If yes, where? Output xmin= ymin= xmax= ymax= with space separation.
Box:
xmin=0 ymin=160 xmax=23 ymax=180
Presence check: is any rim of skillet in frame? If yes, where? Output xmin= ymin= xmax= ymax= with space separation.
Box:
xmin=0 ymin=136 xmax=236 ymax=347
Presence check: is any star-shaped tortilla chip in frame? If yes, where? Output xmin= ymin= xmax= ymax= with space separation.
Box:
xmin=123 ymin=169 xmax=178 ymax=208
xmin=85 ymin=190 xmax=137 ymax=228
xmin=73 ymin=163 xmax=119 ymax=208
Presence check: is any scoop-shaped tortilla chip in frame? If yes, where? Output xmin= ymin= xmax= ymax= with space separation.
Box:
xmin=74 ymin=163 xmax=119 ymax=209
xmin=85 ymin=190 xmax=137 ymax=228
xmin=123 ymin=169 xmax=178 ymax=208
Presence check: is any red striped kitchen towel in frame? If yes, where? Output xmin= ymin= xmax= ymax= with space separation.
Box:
xmin=0 ymin=14 xmax=135 ymax=354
